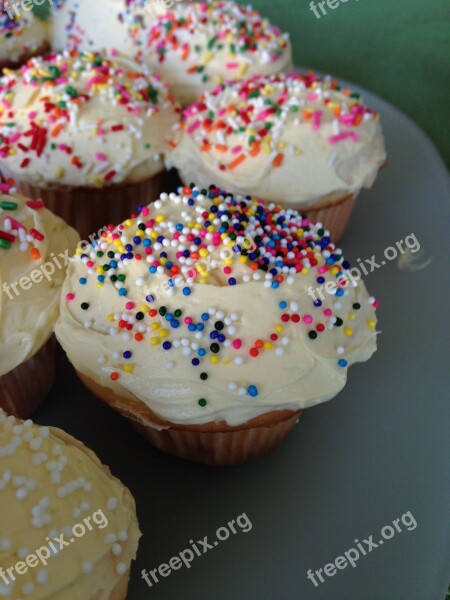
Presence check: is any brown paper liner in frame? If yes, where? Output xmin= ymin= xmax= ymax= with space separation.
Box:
xmin=0 ymin=337 xmax=56 ymax=418
xmin=0 ymin=41 xmax=51 ymax=72
xmin=76 ymin=371 xmax=303 ymax=466
xmin=10 ymin=174 xmax=164 ymax=240
xmin=297 ymin=193 xmax=356 ymax=243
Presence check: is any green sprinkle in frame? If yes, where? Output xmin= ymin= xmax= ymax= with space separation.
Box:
xmin=198 ymin=398 xmax=207 ymax=407
xmin=0 ymin=239 xmax=11 ymax=249
xmin=0 ymin=201 xmax=18 ymax=210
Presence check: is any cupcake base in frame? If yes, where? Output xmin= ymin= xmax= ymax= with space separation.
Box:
xmin=0 ymin=41 xmax=51 ymax=71
xmin=0 ymin=337 xmax=56 ymax=418
xmin=76 ymin=371 xmax=303 ymax=466
xmin=7 ymin=174 xmax=164 ymax=239
xmin=299 ymin=193 xmax=356 ymax=242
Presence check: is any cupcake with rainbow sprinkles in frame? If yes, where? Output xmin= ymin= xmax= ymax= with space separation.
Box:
xmin=56 ymin=184 xmax=378 ymax=465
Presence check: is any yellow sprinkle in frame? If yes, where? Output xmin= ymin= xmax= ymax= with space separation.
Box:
xmin=239 ymin=256 xmax=248 ymax=263
xmin=155 ymin=215 xmax=164 ymax=223
xmin=348 ymin=313 xmax=356 ymax=321
xmin=264 ymin=342 xmax=272 ymax=350
xmin=151 ymin=322 xmax=161 ymax=330
xmin=55 ymin=167 xmax=65 ymax=179
xmin=368 ymin=320 xmax=376 ymax=328
xmin=150 ymin=337 xmax=160 ymax=346
xmin=237 ymin=62 xmax=248 ymax=77
xmin=330 ymin=266 xmax=340 ymax=275
xmin=159 ymin=329 xmax=169 ymax=338
xmin=107 ymin=314 xmax=115 ymax=322
xmin=301 ymin=267 xmax=309 ymax=275
xmin=275 ymin=325 xmax=284 ymax=333
xmin=202 ymin=51 xmax=213 ymax=65
xmin=124 ymin=365 xmax=134 ymax=374
xmin=344 ymin=328 xmax=353 ymax=336
xmin=199 ymin=249 xmax=209 ymax=258
xmin=210 ymin=355 xmax=219 ymax=364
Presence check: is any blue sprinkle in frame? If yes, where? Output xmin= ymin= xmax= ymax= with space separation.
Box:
xmin=248 ymin=385 xmax=259 ymax=397
xmin=198 ymin=348 xmax=206 ymax=357
xmin=170 ymin=320 xmax=180 ymax=328
xmin=336 ymin=288 xmax=344 ymax=297
xmin=228 ymin=278 xmax=237 ymax=286
xmin=201 ymin=313 xmax=209 ymax=321
xmin=123 ymin=351 xmax=132 ymax=359
xmin=163 ymin=341 xmax=172 ymax=350
xmin=183 ymin=287 xmax=191 ymax=296
xmin=271 ymin=281 xmax=280 ymax=289
xmin=79 ymin=277 xmax=87 ymax=285
xmin=118 ymin=288 xmax=127 ymax=296
xmin=192 ymin=358 xmax=200 ymax=366
xmin=279 ymin=301 xmax=287 ymax=309
xmin=196 ymin=323 xmax=205 ymax=331
xmin=338 ymin=359 xmax=348 ymax=368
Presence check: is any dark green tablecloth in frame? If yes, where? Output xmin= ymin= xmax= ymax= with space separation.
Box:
xmin=35 ymin=0 xmax=449 ymax=167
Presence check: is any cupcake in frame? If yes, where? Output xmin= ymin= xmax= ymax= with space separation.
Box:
xmin=0 ymin=180 xmax=78 ymax=418
xmin=50 ymin=0 xmax=293 ymax=106
xmin=0 ymin=50 xmax=181 ymax=239
xmin=167 ymin=72 xmax=387 ymax=240
xmin=0 ymin=409 xmax=141 ymax=599
xmin=0 ymin=6 xmax=49 ymax=70
xmin=56 ymin=185 xmax=378 ymax=466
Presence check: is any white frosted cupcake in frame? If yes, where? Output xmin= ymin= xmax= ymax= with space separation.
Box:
xmin=0 ymin=8 xmax=49 ymax=70
xmin=50 ymin=0 xmax=293 ymax=106
xmin=0 ymin=409 xmax=141 ymax=599
xmin=167 ymin=72 xmax=387 ymax=240
xmin=56 ymin=184 xmax=378 ymax=465
xmin=0 ymin=50 xmax=181 ymax=238
xmin=0 ymin=182 xmax=79 ymax=418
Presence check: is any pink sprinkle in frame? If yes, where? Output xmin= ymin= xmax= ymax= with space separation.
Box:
xmin=1 ymin=99 xmax=11 ymax=109
xmin=66 ymin=293 xmax=75 ymax=301
xmin=223 ymin=266 xmax=232 ymax=274
xmin=184 ymin=317 xmax=193 ymax=325
xmin=303 ymin=315 xmax=313 ymax=324
xmin=312 ymin=110 xmax=322 ymax=131
xmin=126 ymin=302 xmax=135 ymax=310
xmin=187 ymin=119 xmax=201 ymax=134
xmin=324 ymin=308 xmax=332 ymax=316
xmin=307 ymin=93 xmax=318 ymax=101
xmin=28 ymin=111 xmax=37 ymax=120
xmin=329 ymin=132 xmax=359 ymax=144
xmin=318 ymin=266 xmax=327 ymax=274
xmin=95 ymin=153 xmax=108 ymax=162
xmin=9 ymin=133 xmax=21 ymax=143
xmin=0 ymin=183 xmax=11 ymax=192
xmin=225 ymin=62 xmax=239 ymax=69
xmin=141 ymin=207 xmax=149 ymax=216
xmin=232 ymin=339 xmax=242 ymax=350
xmin=231 ymin=145 xmax=242 ymax=154
xmin=86 ymin=261 xmax=94 ymax=268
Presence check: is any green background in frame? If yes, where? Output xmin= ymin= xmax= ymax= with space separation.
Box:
xmin=36 ymin=0 xmax=450 ymax=166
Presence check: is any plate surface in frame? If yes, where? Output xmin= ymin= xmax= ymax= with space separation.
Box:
xmin=34 ymin=78 xmax=450 ymax=600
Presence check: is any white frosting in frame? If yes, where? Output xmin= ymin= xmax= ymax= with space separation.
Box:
xmin=0 ymin=11 xmax=48 ymax=64
xmin=56 ymin=187 xmax=378 ymax=427
xmin=167 ymin=73 xmax=386 ymax=207
xmin=0 ymin=188 xmax=79 ymax=377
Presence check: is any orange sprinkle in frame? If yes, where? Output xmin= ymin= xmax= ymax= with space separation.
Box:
xmin=303 ymin=109 xmax=312 ymax=120
xmin=51 ymin=124 xmax=63 ymax=138
xmin=201 ymin=142 xmax=211 ymax=151
xmin=215 ymin=144 xmax=228 ymax=153
xmin=250 ymin=141 xmax=261 ymax=156
xmin=228 ymin=154 xmax=246 ymax=170
xmin=181 ymin=46 xmax=190 ymax=61
xmin=31 ymin=247 xmax=40 ymax=260
xmin=167 ymin=139 xmax=177 ymax=149
xmin=273 ymin=153 xmax=284 ymax=168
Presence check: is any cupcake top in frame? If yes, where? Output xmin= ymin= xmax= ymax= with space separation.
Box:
xmin=144 ymin=1 xmax=293 ymax=104
xmin=0 ymin=50 xmax=181 ymax=188
xmin=167 ymin=72 xmax=386 ymax=207
xmin=0 ymin=6 xmax=48 ymax=65
xmin=0 ymin=409 xmax=140 ymax=599
xmin=0 ymin=181 xmax=78 ymax=377
xmin=56 ymin=185 xmax=378 ymax=427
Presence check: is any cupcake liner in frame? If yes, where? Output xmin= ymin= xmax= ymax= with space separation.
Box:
xmin=0 ymin=41 xmax=50 ymax=72
xmin=300 ymin=194 xmax=356 ymax=242
xmin=0 ymin=337 xmax=56 ymax=418
xmin=76 ymin=369 xmax=303 ymax=466
xmin=107 ymin=571 xmax=130 ymax=600
xmin=7 ymin=174 xmax=164 ymax=240
xmin=130 ymin=412 xmax=303 ymax=466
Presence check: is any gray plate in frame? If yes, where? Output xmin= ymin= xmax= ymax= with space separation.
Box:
xmin=34 ymin=79 xmax=450 ymax=600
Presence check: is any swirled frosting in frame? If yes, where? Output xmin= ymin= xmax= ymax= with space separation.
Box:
xmin=0 ymin=409 xmax=140 ymax=600
xmin=50 ymin=0 xmax=293 ymax=106
xmin=167 ymin=72 xmax=386 ymax=207
xmin=0 ymin=183 xmax=79 ymax=377
xmin=56 ymin=185 xmax=378 ymax=427
xmin=0 ymin=50 xmax=181 ymax=188
xmin=0 ymin=8 xmax=48 ymax=65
